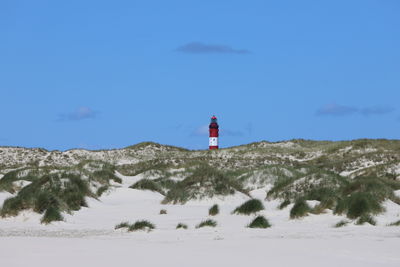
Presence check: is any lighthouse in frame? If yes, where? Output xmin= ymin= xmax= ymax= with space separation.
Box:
xmin=209 ymin=115 xmax=219 ymax=150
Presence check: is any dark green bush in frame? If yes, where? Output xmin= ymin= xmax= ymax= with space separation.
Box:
xmin=248 ymin=216 xmax=271 ymax=228
xmin=290 ymin=199 xmax=311 ymax=219
xmin=233 ymin=199 xmax=264 ymax=215
xmin=209 ymin=204 xmax=219 ymax=216
xmin=196 ymin=219 xmax=217 ymax=228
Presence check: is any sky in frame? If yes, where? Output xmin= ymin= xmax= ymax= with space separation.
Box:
xmin=0 ymin=0 xmax=399 ymax=150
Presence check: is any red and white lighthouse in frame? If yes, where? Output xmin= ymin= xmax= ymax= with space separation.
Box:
xmin=209 ymin=115 xmax=219 ymax=150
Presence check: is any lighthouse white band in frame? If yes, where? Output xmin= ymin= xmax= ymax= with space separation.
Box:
xmin=209 ymin=137 xmax=218 ymax=146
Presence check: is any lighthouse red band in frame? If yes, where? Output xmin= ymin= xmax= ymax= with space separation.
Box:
xmin=209 ymin=115 xmax=219 ymax=150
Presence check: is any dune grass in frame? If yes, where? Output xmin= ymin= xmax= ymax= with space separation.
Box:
xmin=130 ymin=179 xmax=165 ymax=195
xmin=248 ymin=215 xmax=271 ymax=228
xmin=290 ymin=199 xmax=311 ymax=219
xmin=278 ymin=199 xmax=290 ymax=210
xmin=162 ymin=164 xmax=246 ymax=204
xmin=114 ymin=221 xmax=130 ymax=230
xmin=41 ymin=207 xmax=63 ymax=224
xmin=335 ymin=192 xmax=385 ymax=219
xmin=196 ymin=219 xmax=217 ymax=228
xmin=334 ymin=220 xmax=350 ymax=228
xmin=128 ymin=220 xmax=155 ymax=232
xmin=176 ymin=223 xmax=188 ymax=229
xmin=233 ymin=199 xmax=264 ymax=215
xmin=96 ymin=185 xmax=109 ymax=197
xmin=1 ymin=173 xmax=91 ymax=224
xmin=355 ymin=215 xmax=376 ymax=226
xmin=388 ymin=220 xmax=400 ymax=226
xmin=209 ymin=204 xmax=219 ymax=216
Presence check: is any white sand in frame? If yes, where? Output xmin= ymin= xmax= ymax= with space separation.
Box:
xmin=1 ymin=174 xmax=400 ymax=267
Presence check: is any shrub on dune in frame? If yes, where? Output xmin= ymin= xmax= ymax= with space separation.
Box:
xmin=176 ymin=223 xmax=188 ymax=229
xmin=115 ymin=222 xmax=130 ymax=230
xmin=196 ymin=219 xmax=217 ymax=228
xmin=388 ymin=220 xmax=400 ymax=226
xmin=209 ymin=204 xmax=219 ymax=216
xmin=233 ymin=199 xmax=264 ymax=215
xmin=130 ymin=179 xmax=165 ymax=195
xmin=335 ymin=192 xmax=384 ymax=220
xmin=96 ymin=185 xmax=109 ymax=197
xmin=334 ymin=220 xmax=349 ymax=228
xmin=128 ymin=220 xmax=155 ymax=232
xmin=0 ymin=197 xmax=24 ymax=217
xmin=278 ymin=199 xmax=290 ymax=210
xmin=41 ymin=206 xmax=63 ymax=224
xmin=290 ymin=199 xmax=311 ymax=219
xmin=248 ymin=216 xmax=271 ymax=228
xmin=355 ymin=215 xmax=376 ymax=226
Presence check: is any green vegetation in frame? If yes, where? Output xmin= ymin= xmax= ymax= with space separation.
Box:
xmin=96 ymin=185 xmax=109 ymax=197
xmin=388 ymin=220 xmax=400 ymax=226
xmin=355 ymin=215 xmax=376 ymax=225
xmin=41 ymin=206 xmax=63 ymax=224
xmin=130 ymin=179 xmax=165 ymax=195
xmin=128 ymin=220 xmax=155 ymax=232
xmin=196 ymin=219 xmax=217 ymax=228
xmin=209 ymin=204 xmax=219 ymax=216
xmin=278 ymin=199 xmax=291 ymax=210
xmin=1 ymin=173 xmax=91 ymax=222
xmin=290 ymin=199 xmax=311 ymax=219
xmin=115 ymin=222 xmax=130 ymax=229
xmin=248 ymin=216 xmax=271 ymax=228
xmin=162 ymin=164 xmax=246 ymax=204
xmin=334 ymin=220 xmax=350 ymax=228
xmin=176 ymin=223 xmax=188 ymax=229
xmin=233 ymin=199 xmax=264 ymax=215
xmin=159 ymin=209 xmax=167 ymax=214
xmin=1 ymin=139 xmax=399 ymax=225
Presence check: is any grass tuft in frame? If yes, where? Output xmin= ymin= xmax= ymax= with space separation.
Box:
xmin=130 ymin=179 xmax=165 ymax=195
xmin=388 ymin=220 xmax=400 ymax=226
xmin=159 ymin=209 xmax=167 ymax=215
xmin=355 ymin=215 xmax=376 ymax=225
xmin=278 ymin=199 xmax=290 ymax=210
xmin=233 ymin=199 xmax=264 ymax=215
xmin=128 ymin=220 xmax=155 ymax=232
xmin=208 ymin=204 xmax=219 ymax=216
xmin=115 ymin=221 xmax=130 ymax=230
xmin=196 ymin=219 xmax=217 ymax=228
xmin=334 ymin=220 xmax=350 ymax=228
xmin=96 ymin=185 xmax=109 ymax=197
xmin=176 ymin=223 xmax=188 ymax=229
xmin=290 ymin=199 xmax=311 ymax=219
xmin=41 ymin=206 xmax=63 ymax=224
xmin=248 ymin=215 xmax=271 ymax=228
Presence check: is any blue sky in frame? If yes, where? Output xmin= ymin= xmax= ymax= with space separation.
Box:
xmin=1 ymin=0 xmax=399 ymax=150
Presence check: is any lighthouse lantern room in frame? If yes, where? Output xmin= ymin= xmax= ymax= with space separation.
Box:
xmin=209 ymin=115 xmax=219 ymax=150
